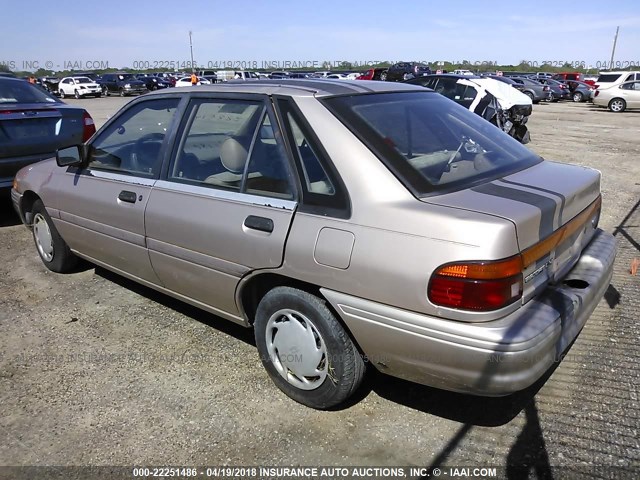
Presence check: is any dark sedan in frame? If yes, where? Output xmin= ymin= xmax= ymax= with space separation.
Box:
xmin=135 ymin=74 xmax=172 ymax=91
xmin=487 ymin=76 xmax=550 ymax=103
xmin=0 ymin=77 xmax=96 ymax=192
xmin=529 ymin=77 xmax=571 ymax=101
xmin=564 ymin=80 xmax=596 ymax=102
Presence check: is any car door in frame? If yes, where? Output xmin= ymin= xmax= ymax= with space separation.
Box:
xmin=619 ymin=81 xmax=640 ymax=108
xmin=53 ymin=96 xmax=183 ymax=283
xmin=145 ymin=95 xmax=298 ymax=319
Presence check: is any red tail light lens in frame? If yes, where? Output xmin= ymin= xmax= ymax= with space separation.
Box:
xmin=429 ymin=257 xmax=523 ymax=311
xmin=82 ymin=111 xmax=96 ymax=142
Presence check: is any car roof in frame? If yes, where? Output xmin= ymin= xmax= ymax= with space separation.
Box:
xmin=144 ymin=79 xmax=425 ymax=97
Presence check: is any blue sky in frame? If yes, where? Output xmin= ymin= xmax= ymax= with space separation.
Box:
xmin=2 ymin=0 xmax=640 ymax=71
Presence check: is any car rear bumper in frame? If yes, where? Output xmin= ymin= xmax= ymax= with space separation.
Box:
xmin=321 ymin=229 xmax=616 ymax=396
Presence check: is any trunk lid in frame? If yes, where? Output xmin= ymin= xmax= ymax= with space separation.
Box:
xmin=424 ymin=160 xmax=601 ymax=300
xmin=0 ymin=104 xmax=85 ymax=168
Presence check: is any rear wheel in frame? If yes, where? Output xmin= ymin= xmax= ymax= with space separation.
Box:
xmin=524 ymin=91 xmax=535 ymax=101
xmin=572 ymin=91 xmax=583 ymax=102
xmin=31 ymin=200 xmax=78 ymax=273
xmin=254 ymin=286 xmax=365 ymax=409
xmin=608 ymin=98 xmax=626 ymax=112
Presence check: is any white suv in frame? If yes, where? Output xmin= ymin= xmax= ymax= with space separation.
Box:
xmin=595 ymin=71 xmax=640 ymax=89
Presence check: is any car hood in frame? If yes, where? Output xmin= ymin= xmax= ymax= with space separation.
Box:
xmin=462 ymin=78 xmax=533 ymax=109
xmin=423 ymin=160 xmax=600 ymax=251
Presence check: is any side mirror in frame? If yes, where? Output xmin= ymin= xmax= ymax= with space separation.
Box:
xmin=56 ymin=145 xmax=85 ymax=167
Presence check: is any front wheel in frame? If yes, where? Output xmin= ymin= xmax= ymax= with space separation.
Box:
xmin=31 ymin=200 xmax=78 ymax=273
xmin=59 ymin=89 xmax=66 ymax=99
xmin=119 ymin=88 xmax=126 ymax=97
xmin=380 ymin=71 xmax=388 ymax=81
xmin=74 ymin=89 xmax=80 ymax=99
xmin=254 ymin=286 xmax=365 ymax=409
xmin=102 ymin=86 xmax=109 ymax=96
xmin=608 ymin=98 xmax=626 ymax=112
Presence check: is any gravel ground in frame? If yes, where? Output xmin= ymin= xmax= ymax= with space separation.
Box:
xmin=1 ymin=97 xmax=639 ymax=479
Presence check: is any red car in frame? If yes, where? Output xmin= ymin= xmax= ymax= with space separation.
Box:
xmin=552 ymin=72 xmax=596 ymax=86
xmin=356 ymin=68 xmax=388 ymax=81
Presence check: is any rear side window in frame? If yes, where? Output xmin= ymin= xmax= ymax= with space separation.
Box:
xmin=277 ymin=99 xmax=350 ymax=217
xmin=323 ymin=92 xmax=541 ymax=196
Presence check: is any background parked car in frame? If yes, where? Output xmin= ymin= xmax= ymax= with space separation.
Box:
xmin=153 ymin=72 xmax=178 ymax=87
xmin=593 ymin=80 xmax=640 ymax=112
xmin=529 ymin=77 xmax=570 ymax=101
xmin=58 ymin=76 xmax=102 ymax=99
xmin=99 ymin=73 xmax=147 ymax=97
xmin=269 ymin=71 xmax=291 ymax=79
xmin=405 ymin=74 xmax=532 ymax=143
xmin=505 ymin=77 xmax=551 ymax=103
xmin=0 ymin=76 xmax=95 ymax=192
xmin=594 ymin=71 xmax=640 ymax=90
xmin=564 ymin=80 xmax=596 ymax=102
xmin=385 ymin=62 xmax=431 ymax=81
xmin=356 ymin=68 xmax=387 ymax=81
xmin=135 ymin=74 xmax=172 ymax=91
xmin=174 ymin=76 xmax=212 ymax=87
xmin=39 ymin=76 xmax=60 ymax=94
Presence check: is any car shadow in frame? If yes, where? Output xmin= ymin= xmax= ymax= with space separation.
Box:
xmin=0 ymin=200 xmax=21 ymax=227
xmin=94 ymin=266 xmax=256 ymax=347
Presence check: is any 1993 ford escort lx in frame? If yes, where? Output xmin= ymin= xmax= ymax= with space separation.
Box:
xmin=11 ymin=80 xmax=616 ymax=409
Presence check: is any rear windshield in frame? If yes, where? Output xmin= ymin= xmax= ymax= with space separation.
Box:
xmin=323 ymin=92 xmax=541 ymax=196
xmin=597 ymin=74 xmax=622 ymax=83
xmin=0 ymin=79 xmax=59 ymax=104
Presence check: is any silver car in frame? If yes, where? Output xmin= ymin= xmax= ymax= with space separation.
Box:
xmin=11 ymin=80 xmax=616 ymax=409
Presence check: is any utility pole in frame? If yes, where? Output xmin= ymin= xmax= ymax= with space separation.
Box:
xmin=609 ymin=26 xmax=619 ymax=70
xmin=189 ymin=31 xmax=195 ymax=73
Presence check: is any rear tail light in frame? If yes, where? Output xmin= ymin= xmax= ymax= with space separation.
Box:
xmin=428 ymin=197 xmax=602 ymax=312
xmin=594 ymin=90 xmax=599 ymax=97
xmin=82 ymin=111 xmax=96 ymax=142
xmin=429 ymin=257 xmax=523 ymax=311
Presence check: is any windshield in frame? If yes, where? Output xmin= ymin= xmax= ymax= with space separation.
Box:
xmin=0 ymin=79 xmax=59 ymax=104
xmin=323 ymin=92 xmax=541 ymax=196
xmin=74 ymin=77 xmax=93 ymax=84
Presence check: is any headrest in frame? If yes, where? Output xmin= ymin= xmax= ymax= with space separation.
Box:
xmin=220 ymin=137 xmax=248 ymax=173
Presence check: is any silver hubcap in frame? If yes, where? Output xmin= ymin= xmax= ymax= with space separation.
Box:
xmin=611 ymin=100 xmax=624 ymax=112
xmin=33 ymin=213 xmax=54 ymax=262
xmin=265 ymin=309 xmax=328 ymax=390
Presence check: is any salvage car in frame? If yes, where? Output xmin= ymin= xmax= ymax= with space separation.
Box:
xmin=12 ymin=79 xmax=615 ymax=409
xmin=58 ymin=76 xmax=102 ymax=99
xmin=0 ymin=76 xmax=96 ymax=192
xmin=405 ymin=74 xmax=533 ymax=143
xmin=593 ymin=80 xmax=640 ymax=112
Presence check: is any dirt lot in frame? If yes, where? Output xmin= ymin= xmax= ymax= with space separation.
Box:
xmin=1 ymin=96 xmax=639 ymax=478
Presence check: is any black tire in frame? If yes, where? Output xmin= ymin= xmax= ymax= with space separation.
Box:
xmin=95 ymin=93 xmax=102 ymax=98
xmin=524 ymin=91 xmax=535 ymax=101
xmin=102 ymin=86 xmax=110 ymax=97
xmin=380 ymin=70 xmax=388 ymax=81
xmin=254 ymin=286 xmax=365 ymax=409
xmin=74 ymin=89 xmax=80 ymax=99
xmin=119 ymin=88 xmax=126 ymax=97
xmin=572 ymin=91 xmax=583 ymax=102
xmin=31 ymin=200 xmax=78 ymax=273
xmin=59 ymin=89 xmax=66 ymax=99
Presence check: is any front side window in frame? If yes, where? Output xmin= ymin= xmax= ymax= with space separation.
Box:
xmin=87 ymin=97 xmax=180 ymax=177
xmin=169 ymin=99 xmax=294 ymax=199
xmin=323 ymin=92 xmax=541 ymax=196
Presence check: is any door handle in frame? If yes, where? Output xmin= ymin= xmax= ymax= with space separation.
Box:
xmin=118 ymin=190 xmax=137 ymax=203
xmin=244 ymin=215 xmax=274 ymax=233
